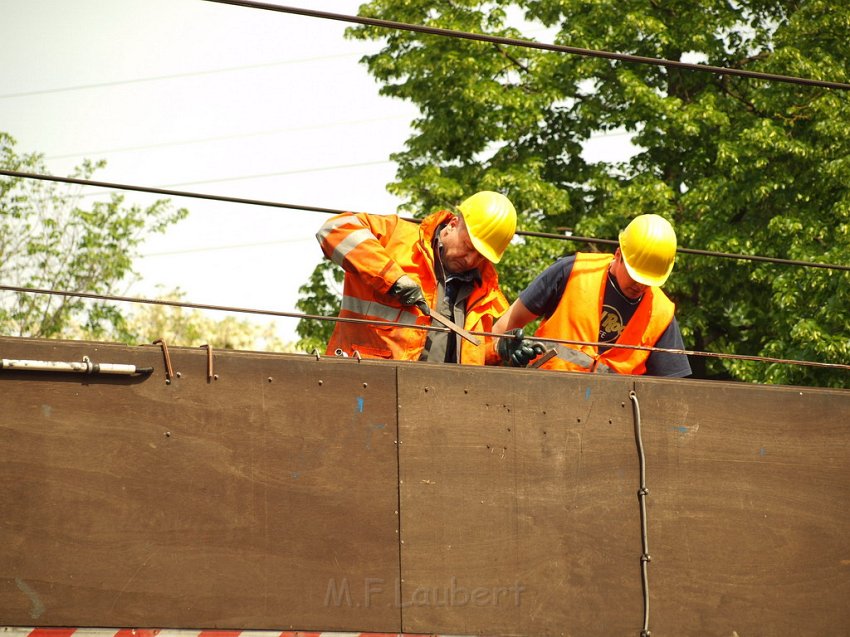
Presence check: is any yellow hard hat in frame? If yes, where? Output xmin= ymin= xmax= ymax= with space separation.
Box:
xmin=618 ymin=214 xmax=677 ymax=287
xmin=456 ymin=191 xmax=517 ymax=264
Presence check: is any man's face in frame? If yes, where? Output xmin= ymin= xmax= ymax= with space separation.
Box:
xmin=440 ymin=215 xmax=488 ymax=274
xmin=610 ymin=248 xmax=648 ymax=299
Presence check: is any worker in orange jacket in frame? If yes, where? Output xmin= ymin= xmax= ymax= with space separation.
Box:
xmin=316 ymin=191 xmax=517 ymax=364
xmin=493 ymin=214 xmax=692 ymax=376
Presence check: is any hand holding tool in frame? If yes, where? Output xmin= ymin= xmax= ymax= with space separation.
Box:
xmin=389 ymin=275 xmax=427 ymax=307
xmin=497 ymin=328 xmax=546 ymax=367
xmin=415 ymin=300 xmax=480 ymax=347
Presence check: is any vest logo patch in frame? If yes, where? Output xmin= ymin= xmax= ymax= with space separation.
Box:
xmin=600 ymin=304 xmax=624 ymax=343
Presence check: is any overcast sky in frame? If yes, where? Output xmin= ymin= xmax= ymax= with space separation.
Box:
xmin=1 ymin=0 xmax=629 ymax=344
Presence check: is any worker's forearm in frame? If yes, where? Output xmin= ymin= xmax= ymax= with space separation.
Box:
xmin=493 ymin=299 xmax=537 ymax=334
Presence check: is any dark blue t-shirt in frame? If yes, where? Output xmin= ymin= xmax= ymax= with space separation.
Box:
xmin=519 ymin=255 xmax=692 ymax=377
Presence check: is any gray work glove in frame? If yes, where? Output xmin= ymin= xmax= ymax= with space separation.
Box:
xmin=389 ymin=274 xmax=427 ymax=308
xmin=497 ymin=328 xmax=546 ymax=367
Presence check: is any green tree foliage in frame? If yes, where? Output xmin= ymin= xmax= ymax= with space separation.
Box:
xmin=297 ymin=0 xmax=850 ymax=386
xmin=0 ymin=132 xmax=188 ymax=340
xmin=295 ymin=260 xmax=344 ymax=353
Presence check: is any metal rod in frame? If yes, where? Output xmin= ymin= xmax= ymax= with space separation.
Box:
xmin=0 ymin=357 xmax=152 ymax=376
xmin=2 ymin=170 xmax=848 ymax=272
xmin=153 ymin=339 xmax=174 ymax=380
xmin=2 ymin=283 xmax=849 ymax=373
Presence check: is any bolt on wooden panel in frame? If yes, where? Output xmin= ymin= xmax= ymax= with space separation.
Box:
xmin=630 ymin=377 xmax=850 ymax=636
xmin=0 ymin=337 xmax=401 ymax=631
xmin=396 ymin=364 xmax=644 ymax=637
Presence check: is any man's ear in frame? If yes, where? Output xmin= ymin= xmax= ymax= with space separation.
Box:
xmin=448 ymin=214 xmax=460 ymax=229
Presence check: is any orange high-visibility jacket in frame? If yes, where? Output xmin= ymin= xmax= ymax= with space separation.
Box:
xmin=317 ymin=209 xmax=508 ymax=364
xmin=535 ymin=252 xmax=675 ymax=374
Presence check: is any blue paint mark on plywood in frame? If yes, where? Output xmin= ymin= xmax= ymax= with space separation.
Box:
xmin=672 ymin=424 xmax=700 ymax=437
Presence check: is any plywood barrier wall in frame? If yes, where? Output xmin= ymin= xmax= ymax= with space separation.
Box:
xmin=1 ymin=336 xmax=849 ymax=636
xmin=0 ymin=337 xmax=401 ymax=631
xmin=397 ymin=366 xmax=850 ymax=636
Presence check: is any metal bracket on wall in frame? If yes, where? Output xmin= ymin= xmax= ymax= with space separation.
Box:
xmin=199 ymin=344 xmax=216 ymax=382
xmin=152 ymin=339 xmax=174 ymax=382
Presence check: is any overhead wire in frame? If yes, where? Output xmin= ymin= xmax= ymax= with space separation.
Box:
xmin=2 ymin=169 xmax=848 ymax=272
xmin=0 ymin=51 xmax=369 ymax=100
xmin=1 ymin=283 xmax=847 ymax=372
xmin=44 ymin=115 xmax=412 ymax=160
xmin=157 ymin=160 xmax=393 ymax=189
xmin=44 ymin=121 xmax=625 ymax=163
xmin=201 ymin=1 xmax=850 ymax=91
xmin=143 ymin=237 xmax=310 ymax=258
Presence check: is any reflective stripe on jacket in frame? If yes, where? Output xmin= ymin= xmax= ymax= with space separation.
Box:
xmin=534 ymin=252 xmax=674 ymax=375
xmin=317 ymin=209 xmax=507 ymax=364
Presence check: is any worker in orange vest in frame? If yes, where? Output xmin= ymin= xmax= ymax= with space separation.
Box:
xmin=493 ymin=214 xmax=692 ymax=376
xmin=316 ymin=191 xmax=517 ymax=364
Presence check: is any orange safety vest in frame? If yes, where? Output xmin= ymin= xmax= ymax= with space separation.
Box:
xmin=317 ymin=209 xmax=508 ymax=365
xmin=535 ymin=253 xmax=675 ymax=375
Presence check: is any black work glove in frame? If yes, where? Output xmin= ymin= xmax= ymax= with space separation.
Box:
xmin=389 ymin=274 xmax=427 ymax=308
xmin=497 ymin=328 xmax=546 ymax=367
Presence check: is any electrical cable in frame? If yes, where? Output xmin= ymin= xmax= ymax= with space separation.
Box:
xmin=2 ymin=169 xmax=848 ymax=273
xmin=157 ymin=160 xmax=392 ymax=189
xmin=0 ymin=168 xmax=346 ymax=214
xmin=44 ymin=119 xmax=620 ymax=163
xmin=0 ymin=51 xmax=368 ymax=100
xmin=201 ymin=1 xmax=850 ymax=91
xmin=1 ymin=284 xmax=848 ymax=373
xmin=519 ymin=230 xmax=850 ymax=271
xmin=44 ymin=115 xmax=411 ymax=160
xmin=142 ymin=237 xmax=309 ymax=258
xmin=629 ymin=390 xmax=652 ymax=637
